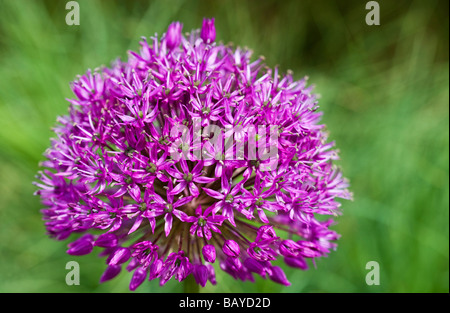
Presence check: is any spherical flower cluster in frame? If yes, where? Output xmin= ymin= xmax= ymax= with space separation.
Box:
xmin=34 ymin=18 xmax=352 ymax=290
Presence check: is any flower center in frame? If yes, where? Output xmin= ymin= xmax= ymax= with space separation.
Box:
xmin=125 ymin=147 xmax=136 ymax=157
xmin=198 ymin=217 xmax=207 ymax=227
xmin=125 ymin=175 xmax=133 ymax=185
xmin=179 ymin=142 xmax=190 ymax=151
xmin=165 ymin=203 xmax=173 ymax=213
xmin=183 ymin=173 xmax=193 ymax=182
xmin=202 ymin=107 xmax=211 ymax=115
xmin=255 ymin=197 xmax=264 ymax=207
xmin=95 ymin=169 xmax=103 ymax=178
xmin=158 ymin=136 xmax=169 ymax=145
xmin=143 ymin=249 xmax=151 ymax=256
xmin=139 ymin=203 xmax=147 ymax=212
xmin=146 ymin=162 xmax=157 ymax=174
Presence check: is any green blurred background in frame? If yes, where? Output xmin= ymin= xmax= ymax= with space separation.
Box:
xmin=0 ymin=0 xmax=448 ymax=293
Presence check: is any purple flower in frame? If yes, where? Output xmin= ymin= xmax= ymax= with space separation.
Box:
xmin=186 ymin=205 xmax=227 ymax=240
xmin=130 ymin=241 xmax=159 ymax=268
xmin=166 ymin=160 xmax=216 ymax=197
xmin=159 ymin=251 xmax=193 ymax=285
xmin=35 ymin=18 xmax=352 ymax=291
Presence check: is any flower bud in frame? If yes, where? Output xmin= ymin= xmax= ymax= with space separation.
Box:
xmin=268 ymin=266 xmax=291 ymax=286
xmin=193 ymin=264 xmax=208 ymax=287
xmin=284 ymin=256 xmax=309 ymax=270
xmin=279 ymin=239 xmax=301 ymax=257
xmin=166 ymin=22 xmax=182 ymax=50
xmin=108 ymin=247 xmax=131 ymax=265
xmin=99 ymin=265 xmax=122 ymax=283
xmin=129 ymin=267 xmax=148 ymax=291
xmin=67 ymin=234 xmax=94 ymax=256
xmin=244 ymin=257 xmax=266 ymax=276
xmin=94 ymin=233 xmax=118 ymax=248
xmin=222 ymin=239 xmax=240 ymax=257
xmin=202 ymin=244 xmax=216 ymax=263
xmin=200 ymin=18 xmax=216 ymax=44
xmin=206 ymin=263 xmax=217 ymax=285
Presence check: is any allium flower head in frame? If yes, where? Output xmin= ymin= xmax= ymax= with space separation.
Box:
xmin=34 ymin=19 xmax=352 ymax=290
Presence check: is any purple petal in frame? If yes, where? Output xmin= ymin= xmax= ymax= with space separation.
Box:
xmin=128 ymin=215 xmax=144 ymax=235
xmin=164 ymin=213 xmax=173 ymax=237
xmin=117 ymin=113 xmax=136 ymax=123
xmin=192 ymin=160 xmax=204 ymax=174
xmin=128 ymin=184 xmax=141 ymax=202
xmin=173 ymin=195 xmax=194 ymax=208
xmin=188 ymin=182 xmax=199 ymax=196
xmin=173 ymin=209 xmax=190 ymax=222
xmin=257 ymin=208 xmax=269 ymax=223
xmin=168 ymin=181 xmax=187 ymax=196
xmin=165 ymin=167 xmax=183 ymax=179
xmin=256 ymin=225 xmax=278 ymax=242
xmin=202 ymin=188 xmax=223 ymax=199
xmin=208 ymin=215 xmax=227 ymax=224
xmin=183 ymin=215 xmax=197 ymax=223
xmin=109 ymin=217 xmax=123 ymax=232
xmin=215 ymin=164 xmax=223 ymax=178
xmin=111 ymin=186 xmax=128 ymax=198
xmin=179 ymin=159 xmax=189 ymax=173
xmin=194 ymin=176 xmax=216 ymax=184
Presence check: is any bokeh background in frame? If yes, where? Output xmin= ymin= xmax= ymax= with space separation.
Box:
xmin=0 ymin=0 xmax=448 ymax=293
